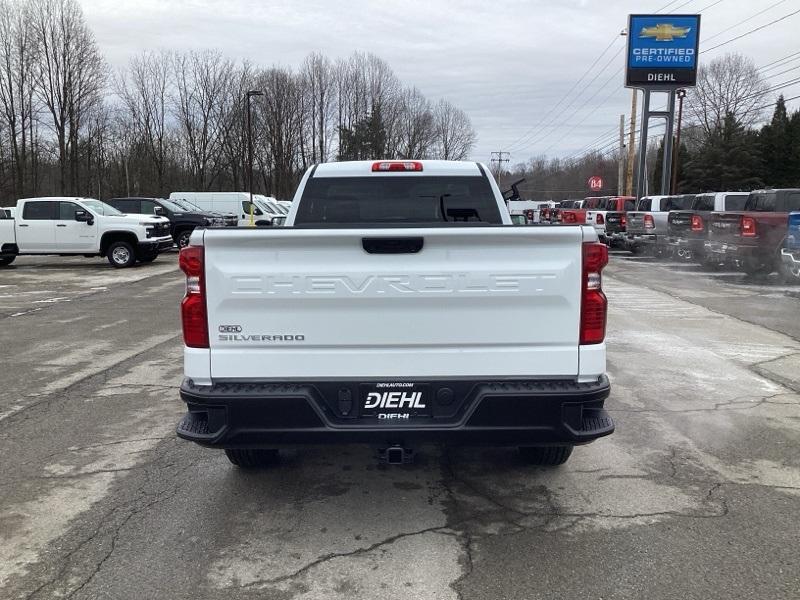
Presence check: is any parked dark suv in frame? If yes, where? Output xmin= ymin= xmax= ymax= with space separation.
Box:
xmin=106 ymin=197 xmax=229 ymax=248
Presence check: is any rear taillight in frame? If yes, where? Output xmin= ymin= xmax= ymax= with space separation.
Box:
xmin=621 ymin=215 xmax=627 ymax=228
xmin=580 ymin=242 xmax=608 ymax=345
xmin=596 ymin=213 xmax=605 ymax=225
xmin=644 ymin=214 xmax=655 ymax=229
xmin=691 ymin=215 xmax=704 ymax=232
xmin=179 ymin=245 xmax=209 ymax=348
xmin=372 ymin=161 xmax=423 ymax=172
xmin=563 ymin=212 xmax=577 ymax=224
xmin=741 ymin=216 xmax=757 ymax=237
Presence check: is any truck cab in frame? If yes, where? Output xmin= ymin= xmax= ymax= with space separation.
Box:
xmin=0 ymin=197 xmax=172 ymax=268
xmin=106 ymin=197 xmax=231 ymax=248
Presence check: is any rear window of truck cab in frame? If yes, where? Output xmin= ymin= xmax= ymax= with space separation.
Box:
xmin=637 ymin=198 xmax=652 ymax=211
xmin=724 ymin=195 xmax=748 ymax=211
xmin=745 ymin=192 xmax=777 ymax=212
xmin=694 ymin=195 xmax=715 ymax=211
xmin=294 ymin=176 xmax=502 ymax=225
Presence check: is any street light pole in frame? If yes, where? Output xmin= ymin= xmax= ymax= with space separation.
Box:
xmin=671 ymin=89 xmax=687 ymax=195
xmin=246 ymin=90 xmax=264 ymax=226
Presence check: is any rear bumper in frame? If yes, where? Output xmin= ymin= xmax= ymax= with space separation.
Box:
xmin=705 ymin=240 xmax=757 ymax=259
xmin=625 ymin=233 xmax=658 ymax=245
xmin=176 ymin=376 xmax=614 ymax=448
xmin=782 ymin=248 xmax=800 ymax=267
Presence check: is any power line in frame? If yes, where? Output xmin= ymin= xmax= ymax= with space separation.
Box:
xmin=701 ymin=8 xmax=800 ymax=54
xmin=758 ymin=50 xmax=800 ymax=71
xmin=693 ymin=0 xmax=725 ymax=13
xmin=507 ymin=45 xmax=625 ymax=154
xmin=504 ymin=36 xmax=622 ymax=153
xmin=702 ymin=0 xmax=788 ymax=43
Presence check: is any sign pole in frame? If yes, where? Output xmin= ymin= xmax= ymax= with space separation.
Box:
xmin=625 ymin=90 xmax=637 ymax=196
xmin=635 ymin=90 xmax=651 ymax=200
xmin=660 ymin=90 xmax=677 ymax=196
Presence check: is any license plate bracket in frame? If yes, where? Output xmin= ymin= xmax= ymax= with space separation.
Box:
xmin=359 ymin=383 xmax=432 ymax=419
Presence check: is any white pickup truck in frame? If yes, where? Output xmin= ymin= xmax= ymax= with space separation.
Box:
xmin=0 ymin=197 xmax=172 ymax=268
xmin=175 ymin=160 xmax=614 ymax=467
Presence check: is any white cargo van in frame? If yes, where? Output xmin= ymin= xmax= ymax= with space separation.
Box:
xmin=168 ymin=192 xmax=282 ymax=227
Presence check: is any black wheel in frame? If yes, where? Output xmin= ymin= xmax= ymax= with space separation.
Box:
xmin=742 ymin=257 xmax=768 ymax=277
xmin=176 ymin=229 xmax=192 ymax=249
xmin=519 ymin=445 xmax=574 ymax=466
xmin=0 ymin=255 xmax=15 ymax=266
xmin=106 ymin=241 xmax=136 ymax=268
xmin=629 ymin=244 xmax=644 ymax=255
xmin=224 ymin=448 xmax=280 ymax=468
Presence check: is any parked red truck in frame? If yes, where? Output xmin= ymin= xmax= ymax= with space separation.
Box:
xmin=706 ymin=189 xmax=800 ymax=274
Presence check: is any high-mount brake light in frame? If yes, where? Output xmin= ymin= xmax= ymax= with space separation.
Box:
xmin=179 ymin=245 xmax=209 ymax=348
xmin=691 ymin=214 xmax=704 ymax=232
xmin=371 ymin=161 xmax=423 ymax=172
xmin=741 ymin=216 xmax=757 ymax=237
xmin=644 ymin=214 xmax=655 ymax=229
xmin=580 ymin=242 xmax=608 ymax=345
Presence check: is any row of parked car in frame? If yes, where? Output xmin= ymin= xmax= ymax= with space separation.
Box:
xmin=0 ymin=192 xmax=292 ymax=268
xmin=539 ymin=189 xmax=800 ymax=282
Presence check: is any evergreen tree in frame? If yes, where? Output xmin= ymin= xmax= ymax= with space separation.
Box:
xmin=759 ymin=96 xmax=793 ymax=188
xmin=682 ymin=112 xmax=762 ymax=192
xmin=337 ymin=105 xmax=388 ymax=161
xmin=652 ymin=138 xmax=690 ymax=193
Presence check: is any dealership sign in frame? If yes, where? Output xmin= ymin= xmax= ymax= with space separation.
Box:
xmin=588 ymin=176 xmax=603 ymax=191
xmin=626 ymin=14 xmax=701 ymax=88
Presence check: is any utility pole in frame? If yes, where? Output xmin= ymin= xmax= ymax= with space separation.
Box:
xmin=671 ymin=89 xmax=687 ymax=195
xmin=246 ymin=90 xmax=264 ymax=226
xmin=490 ymin=151 xmax=510 ymax=185
xmin=617 ymin=114 xmax=625 ymax=196
xmin=625 ymin=89 xmax=637 ymax=196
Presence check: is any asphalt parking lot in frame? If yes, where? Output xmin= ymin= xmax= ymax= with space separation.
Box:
xmin=1 ymin=251 xmax=799 ymax=600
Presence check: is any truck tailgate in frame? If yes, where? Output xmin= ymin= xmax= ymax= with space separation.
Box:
xmin=203 ymin=226 xmax=585 ymax=379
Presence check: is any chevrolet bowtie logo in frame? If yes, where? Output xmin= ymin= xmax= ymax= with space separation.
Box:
xmin=640 ymin=24 xmax=692 ymax=42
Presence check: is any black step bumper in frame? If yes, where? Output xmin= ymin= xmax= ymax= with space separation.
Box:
xmin=177 ymin=376 xmax=614 ymax=448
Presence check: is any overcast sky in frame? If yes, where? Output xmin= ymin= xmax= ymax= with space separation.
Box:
xmin=82 ymin=0 xmax=800 ymax=164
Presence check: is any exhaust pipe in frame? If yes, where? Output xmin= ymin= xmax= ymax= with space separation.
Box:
xmin=677 ymin=248 xmax=685 ymax=258
xmin=380 ymin=445 xmax=414 ymax=465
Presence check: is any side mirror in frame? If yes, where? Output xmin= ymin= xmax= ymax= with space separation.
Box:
xmin=154 ymin=206 xmax=166 ymax=216
xmin=75 ymin=210 xmax=93 ymax=225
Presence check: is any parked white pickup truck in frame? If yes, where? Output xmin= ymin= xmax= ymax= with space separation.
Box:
xmin=0 ymin=197 xmax=172 ymax=268
xmin=175 ymin=160 xmax=614 ymax=467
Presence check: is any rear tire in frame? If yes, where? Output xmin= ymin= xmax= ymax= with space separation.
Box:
xmin=519 ymin=445 xmax=573 ymax=466
xmin=224 ymin=448 xmax=280 ymax=468
xmin=0 ymin=255 xmax=15 ymax=266
xmin=106 ymin=241 xmax=136 ymax=268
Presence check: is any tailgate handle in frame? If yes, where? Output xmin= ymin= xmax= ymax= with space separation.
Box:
xmin=362 ymin=236 xmax=424 ymax=254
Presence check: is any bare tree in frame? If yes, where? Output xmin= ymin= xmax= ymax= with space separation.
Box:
xmin=0 ymin=0 xmax=38 ymax=198
xmin=31 ymin=0 xmax=105 ymax=194
xmin=172 ymin=50 xmax=233 ymax=190
xmin=687 ymin=53 xmax=769 ymax=138
xmin=299 ymin=52 xmax=335 ymax=164
xmin=115 ymin=50 xmax=173 ymax=195
xmin=432 ymin=99 xmax=476 ymax=160
xmin=394 ymin=87 xmax=434 ymax=159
